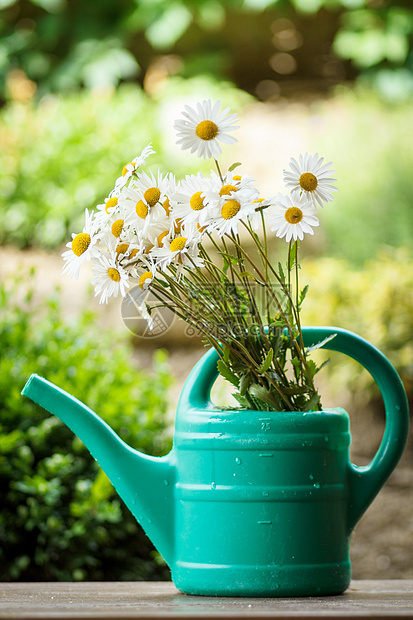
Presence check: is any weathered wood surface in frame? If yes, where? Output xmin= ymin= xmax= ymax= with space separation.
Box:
xmin=1 ymin=580 xmax=413 ymax=619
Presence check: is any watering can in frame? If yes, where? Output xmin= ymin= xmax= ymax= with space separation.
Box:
xmin=22 ymin=326 xmax=409 ymax=596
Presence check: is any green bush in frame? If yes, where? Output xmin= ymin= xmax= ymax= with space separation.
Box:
xmin=0 ymin=79 xmax=249 ymax=250
xmin=0 ymin=85 xmax=163 ymax=249
xmin=0 ymin=272 xmax=174 ymax=581
xmin=301 ymin=248 xmax=413 ymax=410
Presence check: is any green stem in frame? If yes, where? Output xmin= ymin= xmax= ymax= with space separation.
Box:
xmin=260 ymin=210 xmax=271 ymax=326
xmin=239 ymin=221 xmax=310 ymax=375
xmin=215 ymin=159 xmax=225 ymax=183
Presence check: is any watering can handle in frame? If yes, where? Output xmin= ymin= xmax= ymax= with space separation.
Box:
xmin=178 ymin=326 xmax=409 ymax=532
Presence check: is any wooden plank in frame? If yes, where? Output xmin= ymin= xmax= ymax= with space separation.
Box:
xmin=0 ymin=580 xmax=413 ymax=619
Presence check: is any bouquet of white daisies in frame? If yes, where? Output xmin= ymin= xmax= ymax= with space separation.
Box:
xmin=63 ymin=99 xmax=337 ymax=412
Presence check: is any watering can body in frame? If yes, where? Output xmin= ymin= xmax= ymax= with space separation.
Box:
xmin=22 ymin=327 xmax=409 ymax=597
xmin=172 ymin=406 xmax=352 ymax=596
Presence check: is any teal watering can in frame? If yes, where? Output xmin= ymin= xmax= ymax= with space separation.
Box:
xmin=22 ymin=326 xmax=409 ymax=597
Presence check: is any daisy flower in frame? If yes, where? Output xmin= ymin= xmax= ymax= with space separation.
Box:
xmin=170 ymin=172 xmax=214 ymax=229
xmin=91 ymin=251 xmax=130 ymax=304
xmin=121 ymin=169 xmax=172 ymax=233
xmin=151 ymin=233 xmax=203 ymax=272
xmin=62 ymin=209 xmax=100 ymax=279
xmin=203 ymin=170 xmax=258 ymax=211
xmin=118 ymin=224 xmax=167 ymax=270
xmin=283 ymin=153 xmax=337 ymax=208
xmin=268 ymin=192 xmax=319 ymax=242
xmin=174 ymin=100 xmax=238 ymax=160
xmin=114 ymin=143 xmax=155 ymax=189
xmin=249 ymin=195 xmax=277 ymax=231
xmin=112 ymin=230 xmax=143 ymax=266
xmin=136 ymin=261 xmax=157 ymax=295
xmin=207 ymin=185 xmax=258 ymax=237
xmin=206 ymin=169 xmax=256 ymax=200
xmin=95 ymin=193 xmax=121 ymax=226
xmin=146 ymin=225 xmax=171 ymax=251
xmin=101 ymin=202 xmax=136 ymax=247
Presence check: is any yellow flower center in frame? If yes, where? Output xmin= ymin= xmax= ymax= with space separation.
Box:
xmin=233 ymin=175 xmax=242 ymax=181
xmin=138 ymin=271 xmax=153 ymax=289
xmin=122 ymin=162 xmax=133 ymax=177
xmin=111 ymin=219 xmax=124 ymax=238
xmin=299 ymin=172 xmax=318 ymax=192
xmin=163 ymin=197 xmax=171 ymax=215
xmin=129 ymin=249 xmax=138 ymax=259
xmin=221 ymin=200 xmax=241 ymax=220
xmin=196 ymin=120 xmax=219 ymax=141
xmin=190 ymin=191 xmax=205 ymax=210
xmin=136 ymin=200 xmax=149 ymax=219
xmin=285 ymin=207 xmax=303 ymax=224
xmin=157 ymin=231 xmax=168 ymax=247
xmin=108 ymin=268 xmax=120 ymax=282
xmin=170 ymin=236 xmax=187 ymax=252
xmin=116 ymin=243 xmax=129 ymax=257
xmin=219 ymin=184 xmax=238 ymax=196
xmin=105 ymin=197 xmax=118 ymax=214
xmin=72 ymin=233 xmax=90 ymax=257
xmin=144 ymin=187 xmax=161 ymax=207
xmin=145 ymin=245 xmax=154 ymax=254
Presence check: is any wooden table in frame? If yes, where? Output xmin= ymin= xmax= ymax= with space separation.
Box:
xmin=1 ymin=581 xmax=413 ymax=619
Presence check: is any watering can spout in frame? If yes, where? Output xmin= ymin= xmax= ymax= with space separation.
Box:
xmin=22 ymin=374 xmax=175 ymax=568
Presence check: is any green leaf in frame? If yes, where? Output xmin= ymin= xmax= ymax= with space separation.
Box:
xmin=298 ymin=284 xmax=309 ymax=308
xmin=222 ymin=256 xmax=230 ymax=275
xmin=228 ymin=162 xmax=242 ymax=172
xmin=315 ymin=358 xmax=330 ymax=374
xmin=288 ymin=240 xmax=299 ymax=268
xmin=278 ymin=262 xmax=286 ymax=284
xmin=305 ymin=392 xmax=322 ymax=412
xmin=249 ymin=383 xmax=280 ymax=408
xmin=220 ymin=252 xmax=242 ymax=268
xmin=307 ymin=358 xmax=330 ymax=378
xmin=306 ymin=359 xmax=318 ymax=379
xmin=223 ymin=346 xmax=230 ymax=364
xmin=232 ymin=393 xmax=250 ymax=408
xmin=239 ymin=372 xmax=253 ymax=395
xmin=258 ymin=347 xmax=273 ymax=374
xmin=282 ymin=385 xmax=308 ymax=395
xmin=217 ymin=360 xmax=239 ymax=387
xmin=238 ymin=271 xmax=266 ymax=286
xmin=306 ymin=333 xmax=337 ymax=353
xmin=290 ymin=356 xmax=301 ymax=368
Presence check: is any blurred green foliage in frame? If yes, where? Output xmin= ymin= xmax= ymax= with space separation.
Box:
xmin=0 ymin=272 xmax=174 ymax=581
xmin=308 ymin=87 xmax=413 ymax=263
xmin=2 ymin=82 xmax=411 ymax=261
xmin=0 ymin=86 xmax=157 ymax=249
xmin=333 ymin=5 xmax=413 ymax=101
xmin=2 ymin=0 xmax=413 ymax=104
xmin=301 ymin=248 xmax=413 ymax=411
xmin=0 ymin=79 xmax=250 ymax=249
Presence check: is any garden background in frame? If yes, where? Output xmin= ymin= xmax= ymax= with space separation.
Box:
xmin=1 ymin=0 xmax=413 ymax=583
